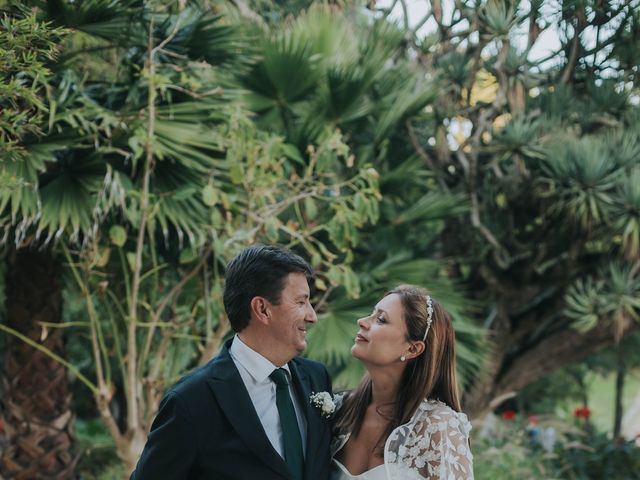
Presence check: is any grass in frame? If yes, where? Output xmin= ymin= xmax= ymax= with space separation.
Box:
xmin=586 ymin=368 xmax=640 ymax=434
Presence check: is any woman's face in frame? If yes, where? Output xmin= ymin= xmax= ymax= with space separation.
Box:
xmin=351 ymin=293 xmax=411 ymax=366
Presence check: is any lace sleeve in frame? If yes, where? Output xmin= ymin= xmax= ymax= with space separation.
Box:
xmin=333 ymin=392 xmax=347 ymax=411
xmin=386 ymin=401 xmax=474 ymax=479
xmin=418 ymin=411 xmax=473 ymax=479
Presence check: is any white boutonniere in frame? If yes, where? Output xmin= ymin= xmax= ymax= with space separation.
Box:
xmin=309 ymin=391 xmax=336 ymax=419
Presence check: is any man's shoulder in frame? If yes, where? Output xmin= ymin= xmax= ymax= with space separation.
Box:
xmin=167 ymin=351 xmax=228 ymax=399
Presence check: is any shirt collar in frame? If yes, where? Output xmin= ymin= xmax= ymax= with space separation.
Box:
xmin=230 ymin=334 xmax=291 ymax=383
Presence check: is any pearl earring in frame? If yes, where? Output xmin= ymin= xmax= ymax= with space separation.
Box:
xmin=400 ymin=355 xmax=406 ymax=362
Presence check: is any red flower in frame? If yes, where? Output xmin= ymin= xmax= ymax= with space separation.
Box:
xmin=573 ymin=406 xmax=591 ymax=418
xmin=501 ymin=410 xmax=516 ymax=420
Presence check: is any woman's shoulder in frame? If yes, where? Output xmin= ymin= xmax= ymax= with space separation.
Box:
xmin=412 ymin=398 xmax=473 ymax=435
xmin=332 ymin=390 xmax=350 ymax=411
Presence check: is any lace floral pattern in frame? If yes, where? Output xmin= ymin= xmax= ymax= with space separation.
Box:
xmin=331 ymin=398 xmax=474 ymax=480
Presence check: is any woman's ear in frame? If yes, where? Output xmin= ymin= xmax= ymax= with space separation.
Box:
xmin=250 ymin=296 xmax=271 ymax=325
xmin=406 ymin=341 xmax=425 ymax=360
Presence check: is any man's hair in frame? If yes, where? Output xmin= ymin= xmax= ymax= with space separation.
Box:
xmin=223 ymin=244 xmax=313 ymax=332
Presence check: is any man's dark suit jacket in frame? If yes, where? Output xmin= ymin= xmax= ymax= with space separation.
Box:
xmin=130 ymin=338 xmax=332 ymax=480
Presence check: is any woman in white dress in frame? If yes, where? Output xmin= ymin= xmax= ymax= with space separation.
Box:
xmin=330 ymin=285 xmax=474 ymax=480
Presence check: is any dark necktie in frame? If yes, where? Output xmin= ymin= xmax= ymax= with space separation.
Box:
xmin=269 ymin=368 xmax=304 ymax=480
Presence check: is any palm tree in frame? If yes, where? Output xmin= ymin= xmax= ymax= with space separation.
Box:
xmin=2 ymin=2 xmax=386 ymax=474
xmin=2 ymin=251 xmax=76 ymax=478
xmin=1 ymin=1 xmax=246 ymax=474
xmin=380 ymin=0 xmax=640 ymax=417
xmin=0 ymin=10 xmax=76 ymax=477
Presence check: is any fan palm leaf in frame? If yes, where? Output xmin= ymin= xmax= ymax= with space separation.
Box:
xmin=40 ymin=0 xmax=147 ymax=46
xmin=241 ymin=32 xmax=321 ymax=111
xmin=0 ymin=143 xmax=58 ymax=223
xmin=320 ymin=65 xmax=374 ymax=124
xmin=347 ymin=18 xmax=406 ymax=90
xmin=394 ymin=191 xmax=469 ymax=224
xmin=38 ymin=153 xmax=106 ymax=241
xmin=151 ymin=6 xmax=244 ymax=67
xmin=151 ymin=160 xmax=212 ymax=244
xmin=369 ymin=68 xmax=439 ymax=145
xmin=288 ymin=4 xmax=359 ymax=64
xmin=1 ymin=0 xmax=245 ymax=246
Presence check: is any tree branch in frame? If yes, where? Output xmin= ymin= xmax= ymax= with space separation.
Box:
xmin=497 ymin=317 xmax=640 ymax=402
xmin=406 ymin=120 xmax=449 ymax=191
xmin=561 ymin=25 xmax=581 ymax=84
xmin=139 ymin=246 xmax=212 ymax=376
xmin=399 ymin=0 xmax=410 ymax=30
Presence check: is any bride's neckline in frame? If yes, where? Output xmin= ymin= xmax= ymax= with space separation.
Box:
xmin=332 ymin=458 xmax=385 ymax=478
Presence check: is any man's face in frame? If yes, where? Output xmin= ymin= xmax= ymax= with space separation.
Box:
xmin=267 ymin=272 xmax=317 ymax=357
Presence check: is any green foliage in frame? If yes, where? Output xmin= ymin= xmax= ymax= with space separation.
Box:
xmin=74 ymin=418 xmax=122 ymax=480
xmin=474 ymin=415 xmax=640 ymax=480
xmin=5 ymin=2 xmax=640 ymax=474
xmin=490 ymin=115 xmax=545 ymax=161
xmin=551 ymin=432 xmax=640 ymax=479
xmin=0 ymin=10 xmax=67 ymax=160
xmin=479 ymin=0 xmax=519 ymax=38
xmin=542 ymin=136 xmax=619 ymax=229
xmin=474 ymin=442 xmax=554 ymax=480
xmin=519 ymin=365 xmax=591 ymax=415
xmin=236 ymin=3 xmax=486 ymax=386
xmin=239 ymin=5 xmax=439 ymax=162
xmin=612 ymin=168 xmax=640 ymax=259
xmin=474 ymin=412 xmax=571 ymax=480
xmin=0 ymin=1 xmax=387 ymax=468
xmin=565 ymin=262 xmax=640 ymax=334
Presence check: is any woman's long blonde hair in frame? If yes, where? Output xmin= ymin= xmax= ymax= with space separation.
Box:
xmin=333 ymin=285 xmax=462 ymax=455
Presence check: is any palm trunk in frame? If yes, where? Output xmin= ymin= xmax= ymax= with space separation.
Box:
xmin=0 ymin=249 xmax=76 ymax=479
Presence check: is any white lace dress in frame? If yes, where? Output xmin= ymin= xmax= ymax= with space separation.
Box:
xmin=330 ymin=459 xmax=387 ymax=480
xmin=331 ymin=398 xmax=474 ymax=480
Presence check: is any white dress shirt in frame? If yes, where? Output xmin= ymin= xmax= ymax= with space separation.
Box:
xmin=229 ymin=335 xmax=308 ymax=459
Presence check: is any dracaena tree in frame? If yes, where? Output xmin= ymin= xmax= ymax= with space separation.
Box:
xmin=362 ymin=0 xmax=640 ymax=417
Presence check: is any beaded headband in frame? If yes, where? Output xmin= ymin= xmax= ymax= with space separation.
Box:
xmin=423 ymin=295 xmax=434 ymax=341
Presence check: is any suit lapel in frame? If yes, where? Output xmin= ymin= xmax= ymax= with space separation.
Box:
xmin=289 ymin=359 xmax=323 ymax=479
xmin=206 ymin=342 xmax=290 ymax=479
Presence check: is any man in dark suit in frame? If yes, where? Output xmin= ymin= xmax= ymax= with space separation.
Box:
xmin=131 ymin=245 xmax=332 ymax=480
